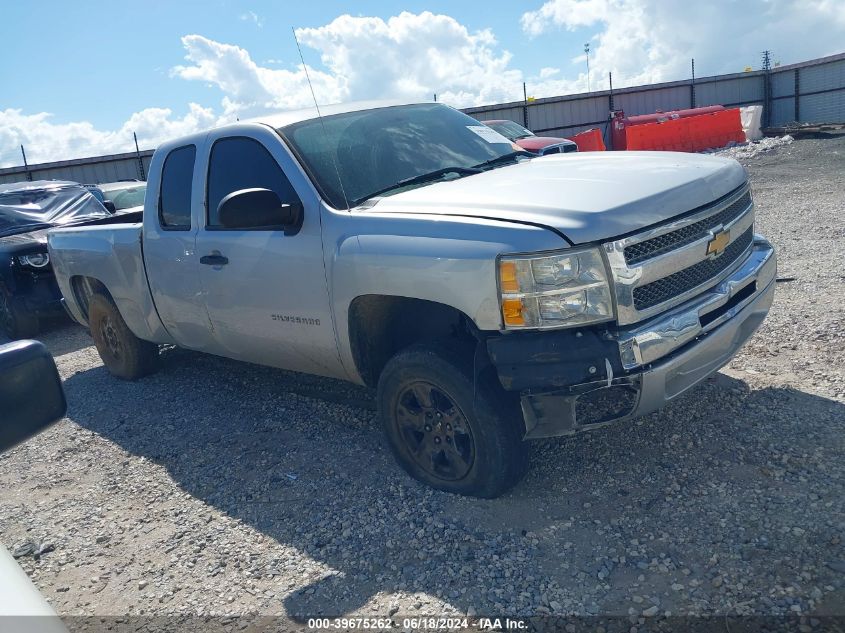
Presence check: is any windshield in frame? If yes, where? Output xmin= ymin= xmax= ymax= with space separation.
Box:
xmin=104 ymin=184 xmax=147 ymax=210
xmin=0 ymin=185 xmax=110 ymax=236
xmin=484 ymin=120 xmax=535 ymax=141
xmin=278 ymin=103 xmax=523 ymax=208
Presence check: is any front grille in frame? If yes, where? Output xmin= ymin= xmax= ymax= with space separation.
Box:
xmin=624 ymin=190 xmax=751 ymax=266
xmin=632 ymin=227 xmax=754 ymax=310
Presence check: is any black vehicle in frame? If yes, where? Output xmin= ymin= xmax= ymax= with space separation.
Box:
xmin=0 ymin=181 xmax=111 ymax=339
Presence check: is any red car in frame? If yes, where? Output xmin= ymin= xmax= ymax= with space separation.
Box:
xmin=482 ymin=120 xmax=578 ymax=155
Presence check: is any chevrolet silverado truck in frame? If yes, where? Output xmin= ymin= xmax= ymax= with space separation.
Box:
xmin=47 ymin=102 xmax=776 ymax=497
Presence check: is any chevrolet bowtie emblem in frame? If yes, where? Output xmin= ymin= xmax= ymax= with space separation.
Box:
xmin=706 ymin=229 xmax=731 ymax=258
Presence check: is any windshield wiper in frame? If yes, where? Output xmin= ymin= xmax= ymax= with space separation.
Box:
xmin=472 ymin=151 xmax=530 ymax=170
xmin=356 ymin=166 xmax=481 ymax=205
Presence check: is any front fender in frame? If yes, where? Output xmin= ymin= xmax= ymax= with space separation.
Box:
xmin=323 ymin=209 xmax=566 ymax=383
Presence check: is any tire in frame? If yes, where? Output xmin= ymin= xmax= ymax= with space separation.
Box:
xmin=88 ymin=292 xmax=158 ymax=380
xmin=377 ymin=340 xmax=529 ymax=498
xmin=0 ymin=287 xmax=39 ymax=340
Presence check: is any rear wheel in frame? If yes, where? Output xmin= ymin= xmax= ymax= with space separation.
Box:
xmin=0 ymin=287 xmax=39 ymax=340
xmin=88 ymin=293 xmax=158 ymax=380
xmin=377 ymin=341 xmax=529 ymax=498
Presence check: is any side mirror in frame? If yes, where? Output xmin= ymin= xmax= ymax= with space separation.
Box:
xmin=217 ymin=188 xmax=303 ymax=230
xmin=103 ymin=200 xmax=117 ymax=214
xmin=0 ymin=340 xmax=66 ymax=453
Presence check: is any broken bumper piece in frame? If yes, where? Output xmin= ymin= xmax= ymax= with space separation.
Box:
xmin=489 ymin=237 xmax=776 ymax=439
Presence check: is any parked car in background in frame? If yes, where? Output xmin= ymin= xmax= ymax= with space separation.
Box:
xmin=0 ymin=181 xmax=112 ymax=339
xmin=98 ymin=181 xmax=147 ymax=213
xmin=48 ymin=101 xmax=775 ymax=497
xmin=483 ymin=119 xmax=578 ymax=155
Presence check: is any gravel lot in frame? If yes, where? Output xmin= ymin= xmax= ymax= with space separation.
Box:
xmin=1 ymin=135 xmax=844 ymax=629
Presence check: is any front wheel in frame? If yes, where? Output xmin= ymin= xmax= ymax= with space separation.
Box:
xmin=88 ymin=293 xmax=158 ymax=380
xmin=377 ymin=341 xmax=529 ymax=498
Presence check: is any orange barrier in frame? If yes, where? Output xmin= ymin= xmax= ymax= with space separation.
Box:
xmin=624 ymin=109 xmax=745 ymax=152
xmin=567 ymin=128 xmax=606 ymax=152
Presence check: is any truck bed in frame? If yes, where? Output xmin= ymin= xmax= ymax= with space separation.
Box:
xmin=47 ymin=222 xmax=172 ymax=344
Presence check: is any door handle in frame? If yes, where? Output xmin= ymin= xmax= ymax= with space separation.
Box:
xmin=200 ymin=254 xmax=229 ymax=266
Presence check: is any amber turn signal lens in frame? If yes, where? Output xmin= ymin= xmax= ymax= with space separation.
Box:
xmin=502 ymin=298 xmax=525 ymax=326
xmin=500 ymin=261 xmax=519 ymax=293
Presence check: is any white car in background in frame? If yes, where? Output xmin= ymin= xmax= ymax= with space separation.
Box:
xmin=98 ymin=181 xmax=147 ymax=214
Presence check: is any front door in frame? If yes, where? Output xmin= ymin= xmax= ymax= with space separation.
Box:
xmin=194 ymin=130 xmax=344 ymax=379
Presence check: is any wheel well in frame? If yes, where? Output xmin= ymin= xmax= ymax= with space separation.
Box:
xmin=70 ymin=276 xmax=110 ymax=321
xmin=348 ymin=295 xmax=476 ymax=387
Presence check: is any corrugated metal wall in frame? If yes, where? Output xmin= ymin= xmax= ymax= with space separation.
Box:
xmin=0 ymin=53 xmax=842 ymax=184
xmin=0 ymin=151 xmax=153 ymax=185
xmin=465 ymin=52 xmax=845 ymax=147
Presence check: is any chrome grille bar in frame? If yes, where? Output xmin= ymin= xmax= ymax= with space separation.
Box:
xmin=604 ymin=183 xmax=755 ymax=325
xmin=632 ymin=227 xmax=754 ymax=310
xmin=624 ymin=189 xmax=752 ymax=265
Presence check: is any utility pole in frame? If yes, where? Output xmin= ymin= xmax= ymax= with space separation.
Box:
xmin=584 ymin=43 xmax=591 ymax=92
xmin=523 ymin=82 xmax=529 ymax=129
xmin=762 ymin=50 xmax=773 ymax=128
xmin=133 ymin=132 xmax=146 ymax=181
xmin=20 ymin=145 xmax=32 ymax=181
xmin=690 ymin=58 xmax=696 ymax=109
xmin=608 ymin=72 xmax=615 ymax=150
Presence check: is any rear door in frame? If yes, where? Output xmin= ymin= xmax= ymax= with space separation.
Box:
xmin=142 ymin=143 xmax=216 ymax=351
xmin=194 ymin=127 xmax=344 ymax=378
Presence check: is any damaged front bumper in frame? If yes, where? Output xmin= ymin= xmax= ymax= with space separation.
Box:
xmin=487 ymin=236 xmax=776 ymax=439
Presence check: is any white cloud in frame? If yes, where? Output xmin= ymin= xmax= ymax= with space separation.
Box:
xmin=239 ymin=11 xmax=264 ymax=28
xmin=293 ymin=12 xmax=524 ymax=107
xmin=0 ymin=105 xmax=216 ymax=168
xmin=171 ymin=34 xmax=344 ymax=119
xmin=170 ymin=12 xmax=529 ymax=120
xmin=521 ymin=0 xmax=845 ymax=91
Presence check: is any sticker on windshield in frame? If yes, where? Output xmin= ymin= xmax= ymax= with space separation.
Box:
xmin=466 ymin=125 xmax=511 ymax=144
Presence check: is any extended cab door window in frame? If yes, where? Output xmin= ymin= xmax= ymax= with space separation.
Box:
xmin=143 ymin=141 xmax=215 ymax=350
xmin=206 ymin=137 xmax=301 ymax=228
xmin=158 ymin=145 xmax=196 ymax=230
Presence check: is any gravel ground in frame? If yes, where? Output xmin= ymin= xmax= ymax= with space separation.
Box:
xmin=1 ymin=135 xmax=844 ymax=630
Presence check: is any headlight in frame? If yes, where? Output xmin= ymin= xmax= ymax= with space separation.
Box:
xmin=498 ymin=247 xmax=614 ymax=329
xmin=18 ymin=252 xmax=50 ymax=268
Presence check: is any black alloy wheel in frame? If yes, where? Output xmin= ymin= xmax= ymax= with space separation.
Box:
xmin=394 ymin=380 xmax=475 ymax=481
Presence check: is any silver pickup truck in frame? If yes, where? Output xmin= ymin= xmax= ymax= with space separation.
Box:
xmin=47 ymin=101 xmax=776 ymax=497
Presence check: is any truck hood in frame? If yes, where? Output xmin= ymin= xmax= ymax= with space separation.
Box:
xmin=363 ymin=151 xmax=747 ymax=244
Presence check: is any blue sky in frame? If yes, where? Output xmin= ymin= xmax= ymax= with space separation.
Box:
xmin=4 ymin=1 xmax=585 ymax=129
xmin=1 ymin=0 xmax=843 ymax=166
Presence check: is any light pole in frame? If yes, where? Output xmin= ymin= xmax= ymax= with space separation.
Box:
xmin=584 ymin=43 xmax=591 ymax=92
